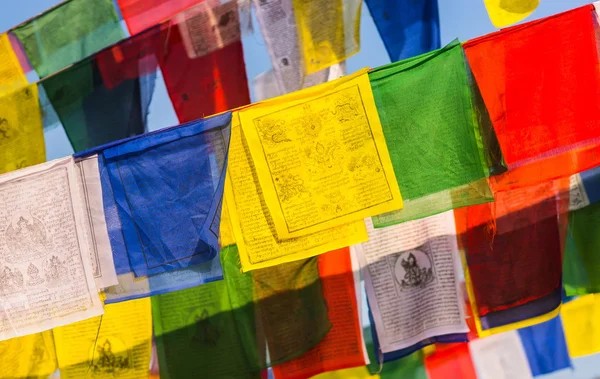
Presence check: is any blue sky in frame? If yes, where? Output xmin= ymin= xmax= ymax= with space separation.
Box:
xmin=1 ymin=1 xmax=599 ymax=378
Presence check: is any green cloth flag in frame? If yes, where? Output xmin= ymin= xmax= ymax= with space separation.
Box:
xmin=153 ymin=245 xmax=331 ymax=378
xmin=564 ymin=201 xmax=600 ymax=296
xmin=364 ymin=332 xmax=427 ymax=379
xmin=369 ymin=40 xmax=504 ymax=227
xmin=12 ymin=0 xmax=124 ymax=78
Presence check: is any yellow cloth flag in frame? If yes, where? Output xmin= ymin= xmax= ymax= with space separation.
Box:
xmin=561 ymin=294 xmax=600 ymax=358
xmin=226 ymin=111 xmax=368 ymax=271
xmin=313 ymin=366 xmax=380 ymax=379
xmin=483 ymin=0 xmax=539 ymax=28
xmin=219 ymin=196 xmax=236 ymax=247
xmin=239 ymin=69 xmax=402 ymax=239
xmin=53 ymin=298 xmax=152 ymax=379
xmin=293 ymin=0 xmax=362 ymax=74
xmin=0 ymin=33 xmax=45 ymax=174
xmin=0 ymin=331 xmax=57 ymax=378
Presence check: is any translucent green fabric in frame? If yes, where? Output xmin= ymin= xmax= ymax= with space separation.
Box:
xmin=369 ymin=40 xmax=504 ymax=227
xmin=12 ymin=0 xmax=124 ymax=78
xmin=365 ymin=334 xmax=427 ymax=379
xmin=152 ymin=246 xmax=331 ymax=378
xmin=563 ymin=201 xmax=600 ymax=296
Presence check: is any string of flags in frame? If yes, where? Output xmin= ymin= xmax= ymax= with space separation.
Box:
xmin=0 ymin=0 xmax=600 ymax=378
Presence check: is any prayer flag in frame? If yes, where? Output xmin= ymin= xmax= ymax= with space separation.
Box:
xmin=239 ymin=69 xmax=402 ymax=239
xmin=469 ymin=331 xmax=533 ymax=379
xmin=366 ymin=0 xmax=440 ymax=61
xmin=116 ymin=0 xmax=203 ymax=35
xmin=464 ymin=5 xmax=600 ymax=191
xmin=100 ymin=112 xmax=231 ymax=277
xmin=12 ymin=0 xmax=124 ymax=78
xmin=271 ymin=248 xmax=367 ymax=378
xmin=0 ymin=33 xmax=28 ymax=93
xmin=225 ymin=112 xmax=367 ymax=272
xmin=0 ymin=332 xmax=57 ymax=378
xmin=424 ymin=343 xmax=477 ymax=379
xmin=517 ymin=316 xmax=571 ymax=376
xmin=292 ymin=0 xmax=361 ymax=74
xmin=483 ymin=0 xmax=539 ymax=28
xmin=0 ymin=157 xmax=103 ymax=340
xmin=53 ymin=298 xmax=152 ymax=379
xmin=561 ymin=294 xmax=600 ymax=358
xmin=369 ymin=41 xmax=503 ymax=227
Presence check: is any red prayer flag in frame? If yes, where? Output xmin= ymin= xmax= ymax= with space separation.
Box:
xmin=464 ymin=5 xmax=600 ymax=191
xmin=425 ymin=343 xmax=477 ymax=379
xmin=158 ymin=25 xmax=250 ymax=122
xmin=454 ymin=180 xmax=568 ymax=317
xmin=116 ymin=0 xmax=203 ymax=35
xmin=271 ymin=248 xmax=367 ymax=379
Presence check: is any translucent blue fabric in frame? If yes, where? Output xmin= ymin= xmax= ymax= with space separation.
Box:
xmin=99 ymin=113 xmax=232 ymax=277
xmin=367 ymin=307 xmax=467 ymax=363
xmin=365 ymin=0 xmax=440 ymax=62
xmin=479 ymin=286 xmax=562 ymax=330
xmin=580 ymin=166 xmax=600 ymax=204
xmin=518 ymin=316 xmax=572 ymax=376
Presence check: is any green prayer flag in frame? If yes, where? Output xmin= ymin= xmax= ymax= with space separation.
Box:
xmin=12 ymin=0 xmax=124 ymax=78
xmin=564 ymin=201 xmax=600 ymax=296
xmin=365 ymin=334 xmax=427 ymax=379
xmin=369 ymin=40 xmax=504 ymax=227
xmin=153 ymin=245 xmax=331 ymax=378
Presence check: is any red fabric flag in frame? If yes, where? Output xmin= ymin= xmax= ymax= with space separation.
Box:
xmin=464 ymin=5 xmax=600 ymax=191
xmin=116 ymin=0 xmax=203 ymax=35
xmin=271 ymin=248 xmax=367 ymax=379
xmin=158 ymin=25 xmax=250 ymax=122
xmin=454 ymin=180 xmax=568 ymax=317
xmin=425 ymin=343 xmax=477 ymax=379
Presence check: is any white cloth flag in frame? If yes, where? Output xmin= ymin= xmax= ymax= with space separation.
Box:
xmin=74 ymin=155 xmax=117 ymax=290
xmin=0 ymin=157 xmax=103 ymax=340
xmin=355 ymin=211 xmax=469 ymax=353
xmin=469 ymin=331 xmax=534 ymax=379
xmin=569 ymin=173 xmax=590 ymax=211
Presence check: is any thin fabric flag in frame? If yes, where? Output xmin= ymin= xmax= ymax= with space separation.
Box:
xmin=0 ymin=332 xmax=57 ymax=378
xmin=483 ymin=0 xmax=539 ymax=28
xmin=224 ymin=113 xmax=367 ymax=273
xmin=563 ymin=201 xmax=600 ymax=296
xmin=271 ymin=248 xmax=368 ymax=379
xmin=469 ymin=331 xmax=533 ymax=379
xmin=366 ymin=348 xmax=427 ymax=379
xmin=517 ymin=317 xmax=572 ymax=377
xmin=464 ymin=5 xmax=600 ymax=192
xmin=53 ymin=298 xmax=152 ymax=379
xmin=561 ymin=294 xmax=600 ymax=358
xmin=365 ymin=0 xmax=440 ymax=62
xmin=424 ymin=343 xmax=477 ymax=379
xmin=292 ymin=0 xmax=362 ymax=75
xmin=239 ymin=69 xmax=402 ymax=240
xmin=11 ymin=0 xmax=125 ymax=78
xmin=99 ymin=112 xmax=231 ymax=278
xmin=455 ymin=180 xmax=570 ymax=335
xmin=369 ymin=40 xmax=504 ymax=227
xmin=117 ymin=0 xmax=203 ymax=35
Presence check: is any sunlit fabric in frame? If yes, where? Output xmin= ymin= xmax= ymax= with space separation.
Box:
xmin=424 ymin=343 xmax=477 ymax=379
xmin=0 ymin=332 xmax=57 ymax=378
xmin=116 ymin=0 xmax=203 ymax=35
xmin=41 ymin=55 xmax=155 ymax=152
xmin=11 ymin=0 xmax=124 ymax=78
xmin=369 ymin=41 xmax=503 ymax=227
xmin=483 ymin=0 xmax=539 ymax=28
xmin=464 ymin=5 xmax=600 ymax=192
xmin=561 ymin=294 xmax=600 ymax=358
xmin=99 ymin=113 xmax=231 ymax=277
xmin=563 ymin=201 xmax=600 ymax=296
xmin=579 ymin=166 xmax=600 ymax=204
xmin=365 ymin=0 xmax=440 ymax=62
xmin=517 ymin=316 xmax=571 ymax=376
xmin=455 ymin=180 xmax=568 ymax=317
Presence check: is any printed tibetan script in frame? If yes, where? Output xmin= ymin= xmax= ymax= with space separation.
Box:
xmin=0 ymin=157 xmax=103 ymax=340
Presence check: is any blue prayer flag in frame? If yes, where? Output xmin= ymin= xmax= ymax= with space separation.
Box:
xmin=518 ymin=316 xmax=572 ymax=376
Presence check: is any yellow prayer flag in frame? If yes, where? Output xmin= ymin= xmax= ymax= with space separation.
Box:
xmin=53 ymin=298 xmax=152 ymax=379
xmin=293 ymin=0 xmax=362 ymax=74
xmin=561 ymin=294 xmax=600 ymax=358
xmin=220 ymin=195 xmax=236 ymax=247
xmin=483 ymin=0 xmax=539 ymax=28
xmin=0 ymin=331 xmax=57 ymax=378
xmin=226 ymin=112 xmax=368 ymax=272
xmin=313 ymin=366 xmax=380 ymax=379
xmin=239 ymin=69 xmax=402 ymax=239
xmin=0 ymin=33 xmax=27 ymax=93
